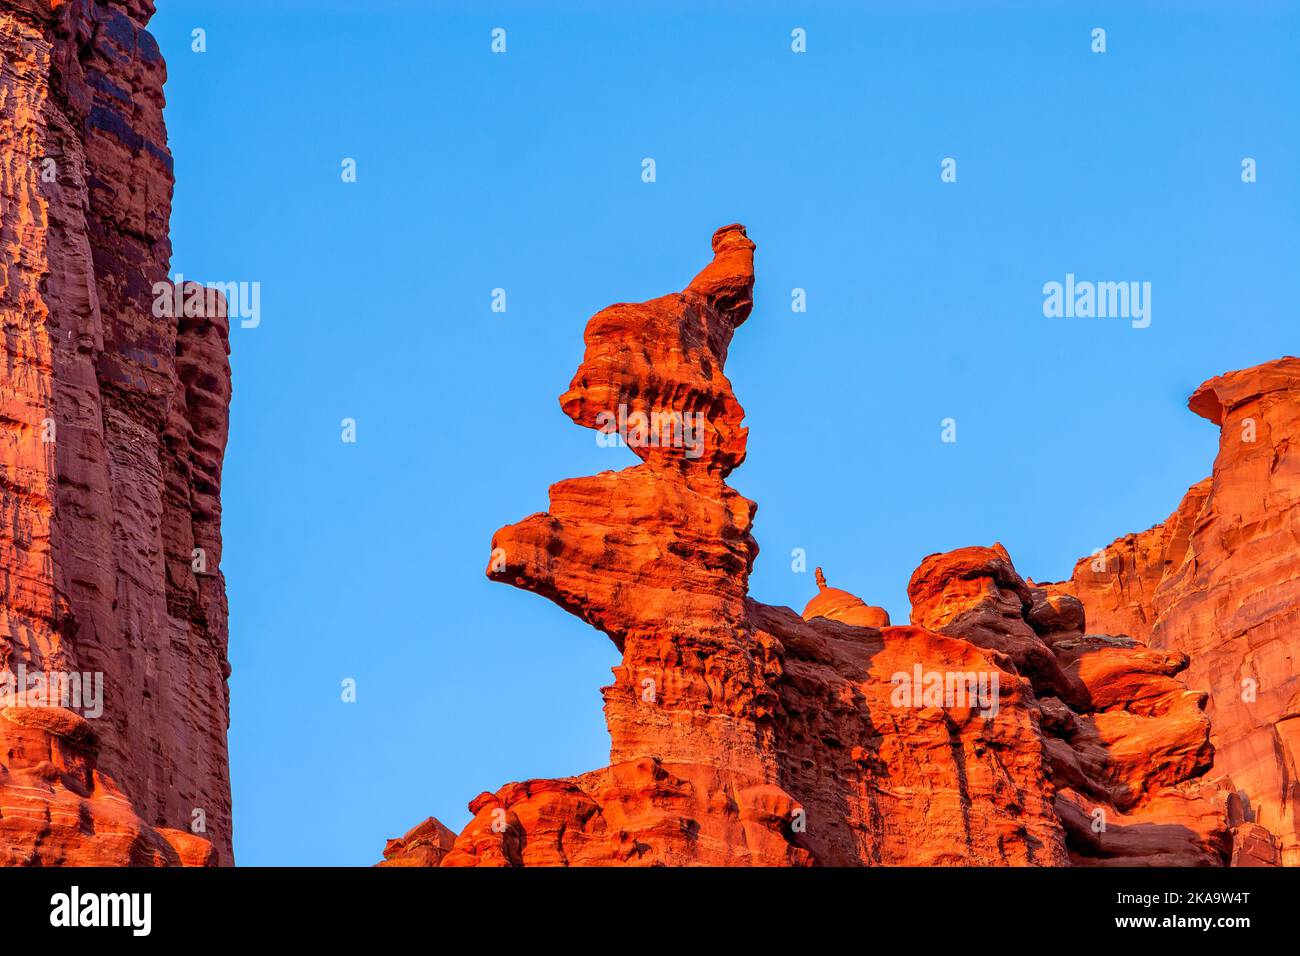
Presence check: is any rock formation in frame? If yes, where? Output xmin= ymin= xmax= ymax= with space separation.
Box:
xmin=384 ymin=224 xmax=1281 ymax=866
xmin=0 ymin=0 xmax=231 ymax=865
xmin=912 ymin=545 xmax=1234 ymax=865
xmin=1045 ymin=357 xmax=1300 ymax=866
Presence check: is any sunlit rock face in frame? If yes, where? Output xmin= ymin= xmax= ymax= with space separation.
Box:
xmin=0 ymin=0 xmax=231 ymax=865
xmin=916 ymin=545 xmax=1235 ymax=866
xmin=384 ymin=225 xmax=1279 ymax=867
xmin=1046 ymin=357 xmax=1300 ymax=866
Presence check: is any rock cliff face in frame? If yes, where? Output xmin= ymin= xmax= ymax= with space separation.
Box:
xmin=384 ymin=225 xmax=1279 ymax=866
xmin=0 ymin=0 xmax=231 ymax=865
xmin=1045 ymin=357 xmax=1300 ymax=866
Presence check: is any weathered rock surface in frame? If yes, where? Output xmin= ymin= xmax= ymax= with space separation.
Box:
xmin=1 ymin=0 xmax=231 ymax=865
xmin=805 ymin=567 xmax=891 ymax=628
xmin=379 ymin=816 xmax=459 ymax=868
xmin=912 ymin=544 xmax=1233 ymax=865
xmin=385 ymin=224 xmax=1267 ymax=866
xmin=1046 ymin=357 xmax=1300 ymax=866
xmin=0 ymin=706 xmax=216 ymax=865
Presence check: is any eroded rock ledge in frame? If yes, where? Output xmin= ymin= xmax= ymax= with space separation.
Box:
xmin=384 ymin=225 xmax=1287 ymax=866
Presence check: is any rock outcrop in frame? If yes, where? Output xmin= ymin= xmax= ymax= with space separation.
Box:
xmin=1 ymin=0 xmax=231 ymax=865
xmin=1045 ymin=357 xmax=1300 ymax=866
xmin=384 ymin=224 xmax=1262 ymax=866
xmin=911 ymin=545 xmax=1233 ymax=865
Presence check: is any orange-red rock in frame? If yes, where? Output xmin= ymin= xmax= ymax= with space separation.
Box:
xmin=379 ymin=816 xmax=459 ymax=868
xmin=389 ymin=226 xmax=1078 ymax=866
xmin=0 ymin=707 xmax=216 ymax=866
xmin=1046 ymin=357 xmax=1300 ymax=865
xmin=1 ymin=0 xmax=230 ymax=865
xmin=804 ymin=567 xmax=891 ymax=628
xmin=385 ymin=225 xmax=1288 ymax=867
xmin=910 ymin=544 xmax=1234 ymax=865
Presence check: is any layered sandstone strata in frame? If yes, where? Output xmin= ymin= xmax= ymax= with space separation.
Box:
xmin=1045 ymin=357 xmax=1300 ymax=866
xmin=0 ymin=0 xmax=231 ymax=865
xmin=384 ymin=225 xmax=1258 ymax=866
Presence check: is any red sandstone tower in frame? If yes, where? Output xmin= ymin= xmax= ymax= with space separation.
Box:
xmin=0 ymin=0 xmax=232 ymax=866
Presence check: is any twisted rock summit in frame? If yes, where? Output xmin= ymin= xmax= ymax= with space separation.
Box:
xmin=1 ymin=0 xmax=231 ymax=865
xmin=384 ymin=225 xmax=1286 ymax=866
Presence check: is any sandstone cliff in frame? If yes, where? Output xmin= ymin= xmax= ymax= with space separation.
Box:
xmin=384 ymin=225 xmax=1277 ymax=866
xmin=0 ymin=0 xmax=231 ymax=865
xmin=1045 ymin=357 xmax=1300 ymax=866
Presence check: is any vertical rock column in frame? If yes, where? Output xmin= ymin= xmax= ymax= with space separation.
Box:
xmin=491 ymin=224 xmax=782 ymax=781
xmin=0 ymin=0 xmax=233 ymax=865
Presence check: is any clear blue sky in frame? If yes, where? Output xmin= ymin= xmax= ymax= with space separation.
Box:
xmin=152 ymin=1 xmax=1297 ymax=865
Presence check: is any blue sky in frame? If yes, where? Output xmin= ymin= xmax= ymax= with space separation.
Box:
xmin=152 ymin=1 xmax=1297 ymax=865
